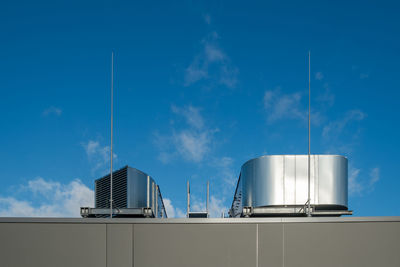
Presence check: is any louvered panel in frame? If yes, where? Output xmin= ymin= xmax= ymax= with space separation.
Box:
xmin=95 ymin=166 xmax=127 ymax=209
xmin=90 ymin=165 xmax=168 ymax=218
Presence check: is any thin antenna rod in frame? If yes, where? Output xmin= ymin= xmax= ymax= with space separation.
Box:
xmin=307 ymin=51 xmax=311 ymax=217
xmin=187 ymin=181 xmax=190 ymax=218
xmin=110 ymin=51 xmax=114 ymax=219
xmin=206 ymin=181 xmax=209 ymax=218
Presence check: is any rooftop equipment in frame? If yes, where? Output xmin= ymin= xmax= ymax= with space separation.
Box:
xmin=80 ymin=166 xmax=167 ymax=218
xmin=229 ymin=155 xmax=352 ymax=217
xmin=187 ymin=181 xmax=210 ymax=218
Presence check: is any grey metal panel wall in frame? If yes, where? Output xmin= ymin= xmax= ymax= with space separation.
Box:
xmin=133 ymin=223 xmax=257 ymax=267
xmin=107 ymin=224 xmax=133 ymax=267
xmin=258 ymin=224 xmax=284 ymax=266
xmin=284 ymin=222 xmax=400 ymax=267
xmin=0 ymin=218 xmax=399 ymax=267
xmin=0 ymin=223 xmax=106 ymax=267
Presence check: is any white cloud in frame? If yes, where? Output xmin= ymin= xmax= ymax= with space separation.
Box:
xmin=155 ymin=105 xmax=216 ymax=163
xmin=210 ymin=157 xmax=237 ymax=218
xmin=172 ymin=105 xmax=204 ymax=129
xmin=173 ymin=130 xmax=211 ymax=162
xmin=360 ymin=73 xmax=369 ymax=79
xmin=163 ymin=198 xmax=185 ymax=218
xmin=264 ymin=88 xmax=305 ymax=122
xmin=190 ymin=195 xmax=206 ymax=213
xmin=263 ymin=88 xmax=324 ymax=125
xmin=322 ymin=109 xmax=366 ymax=155
xmin=0 ymin=178 xmax=93 ymax=217
xmin=219 ymin=65 xmax=239 ymax=88
xmin=42 ymin=106 xmax=62 ymax=116
xmin=208 ymin=196 xmax=227 ymax=218
xmin=185 ymin=60 xmax=208 ymax=85
xmin=28 ymin=178 xmax=55 ymax=195
xmin=82 ymin=140 xmax=117 ymax=173
xmin=348 ymin=166 xmax=380 ymax=196
xmin=163 ymin=198 xmax=175 ymax=217
xmin=369 ymin=167 xmax=380 ymax=187
xmin=315 ymin=72 xmax=324 ymax=80
xmin=349 ymin=167 xmax=362 ymax=195
xmin=205 ymin=43 xmax=225 ymax=62
xmin=212 ymin=156 xmax=236 ymax=193
xmin=322 ymin=109 xmax=366 ymax=139
xmin=184 ymin=31 xmax=238 ymax=88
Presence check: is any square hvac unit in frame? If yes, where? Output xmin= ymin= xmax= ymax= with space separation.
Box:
xmin=81 ymin=166 xmax=167 ymax=218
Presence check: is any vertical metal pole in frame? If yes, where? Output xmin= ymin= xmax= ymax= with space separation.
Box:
xmin=206 ymin=181 xmax=209 ymax=218
xmin=187 ymin=181 xmax=190 ymax=218
xmin=110 ymin=51 xmax=114 ymax=219
xmin=155 ymin=185 xmax=159 ymax=218
xmin=147 ymin=175 xmax=150 ymax=208
xmin=152 ymin=182 xmax=155 ymax=217
xmin=307 ymin=51 xmax=311 ymax=217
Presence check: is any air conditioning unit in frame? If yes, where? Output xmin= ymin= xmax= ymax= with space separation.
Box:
xmin=81 ymin=166 xmax=167 ymax=218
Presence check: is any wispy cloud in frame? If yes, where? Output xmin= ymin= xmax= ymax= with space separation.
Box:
xmin=322 ymin=109 xmax=366 ymax=155
xmin=348 ymin=166 xmax=380 ymax=196
xmin=369 ymin=167 xmax=380 ymax=187
xmin=315 ymin=72 xmax=324 ymax=80
xmin=174 ymin=131 xmax=211 ymax=162
xmin=263 ymin=88 xmax=323 ymax=125
xmin=82 ymin=140 xmax=117 ymax=174
xmin=184 ymin=31 xmax=238 ymax=88
xmin=349 ymin=167 xmax=362 ymax=195
xmin=0 ymin=178 xmax=93 ymax=217
xmin=316 ymin=83 xmax=335 ymax=107
xmin=212 ymin=156 xmax=239 ymax=217
xmin=212 ymin=156 xmax=236 ymax=192
xmin=42 ymin=106 xmax=62 ymax=116
xmin=185 ymin=60 xmax=208 ymax=85
xmin=171 ymin=105 xmax=204 ymax=129
xmin=208 ymin=196 xmax=227 ymax=218
xmin=264 ymin=88 xmax=305 ymax=122
xmin=322 ymin=109 xmax=366 ymax=139
xmin=155 ymin=105 xmax=217 ymax=163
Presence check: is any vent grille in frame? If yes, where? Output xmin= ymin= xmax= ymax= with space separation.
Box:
xmin=95 ymin=167 xmax=128 ymax=209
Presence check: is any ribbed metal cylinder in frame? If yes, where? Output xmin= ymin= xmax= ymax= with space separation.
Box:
xmin=241 ymin=155 xmax=348 ymax=210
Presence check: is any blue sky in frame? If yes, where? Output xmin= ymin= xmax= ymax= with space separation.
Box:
xmin=1 ymin=0 xmax=399 ymax=217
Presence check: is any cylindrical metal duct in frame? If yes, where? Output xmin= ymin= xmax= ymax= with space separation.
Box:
xmin=241 ymin=155 xmax=348 ymax=210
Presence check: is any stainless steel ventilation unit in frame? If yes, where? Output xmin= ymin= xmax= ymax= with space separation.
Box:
xmin=229 ymin=155 xmax=352 ymax=217
xmin=81 ymin=166 xmax=167 ymax=218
